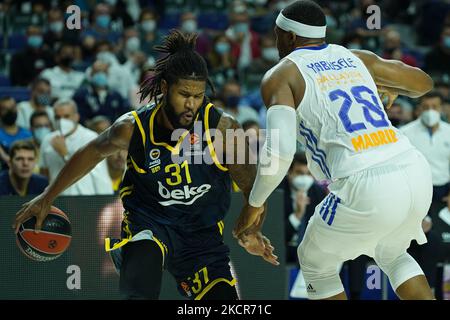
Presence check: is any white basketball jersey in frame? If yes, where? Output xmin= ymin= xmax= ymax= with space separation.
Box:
xmin=285 ymin=43 xmax=414 ymax=181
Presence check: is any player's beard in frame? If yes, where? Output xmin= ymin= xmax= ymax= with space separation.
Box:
xmin=164 ymin=99 xmax=198 ymax=130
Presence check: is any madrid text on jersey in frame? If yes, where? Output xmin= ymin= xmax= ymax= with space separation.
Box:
xmin=351 ymin=128 xmax=399 ymax=152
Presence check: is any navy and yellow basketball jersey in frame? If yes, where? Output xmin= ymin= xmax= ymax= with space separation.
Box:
xmin=120 ymin=101 xmax=231 ymax=232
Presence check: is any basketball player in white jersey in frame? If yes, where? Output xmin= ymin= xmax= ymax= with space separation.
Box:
xmin=233 ymin=0 xmax=435 ymax=300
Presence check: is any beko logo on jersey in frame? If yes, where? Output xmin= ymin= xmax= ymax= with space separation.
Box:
xmin=157 ymin=181 xmax=211 ymax=206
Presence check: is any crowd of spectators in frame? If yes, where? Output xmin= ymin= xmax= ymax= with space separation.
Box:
xmin=0 ymin=0 xmax=449 ymax=299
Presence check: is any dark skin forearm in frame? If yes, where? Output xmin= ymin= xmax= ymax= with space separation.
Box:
xmin=43 ymin=140 xmax=107 ymax=201
xmin=351 ymin=49 xmax=434 ymax=98
xmin=13 ymin=114 xmax=134 ymax=232
xmin=215 ymin=113 xmax=268 ymax=232
xmin=215 ymin=113 xmax=256 ymax=201
xmin=44 ymin=117 xmax=134 ymax=201
xmin=215 ymin=113 xmax=278 ymax=265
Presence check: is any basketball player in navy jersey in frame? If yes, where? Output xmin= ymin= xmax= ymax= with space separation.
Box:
xmin=13 ymin=30 xmax=277 ymax=300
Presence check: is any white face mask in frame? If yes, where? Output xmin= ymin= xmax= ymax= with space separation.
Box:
xmin=182 ymin=20 xmax=197 ymax=33
xmin=96 ymin=51 xmax=118 ymax=66
xmin=292 ymin=174 xmax=314 ymax=192
xmin=126 ymin=37 xmax=140 ymax=53
xmin=141 ymin=20 xmax=156 ymax=33
xmin=56 ymin=118 xmax=76 ymax=136
xmin=420 ymin=109 xmax=441 ymax=127
xmin=33 ymin=127 xmax=51 ymax=144
xmin=262 ymin=47 xmax=279 ymax=62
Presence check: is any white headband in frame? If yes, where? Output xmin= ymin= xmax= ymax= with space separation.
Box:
xmin=275 ymin=12 xmax=326 ymax=38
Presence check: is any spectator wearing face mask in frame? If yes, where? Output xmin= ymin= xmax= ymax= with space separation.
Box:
xmin=138 ymin=8 xmax=163 ymax=56
xmin=207 ymin=33 xmax=237 ymax=88
xmin=0 ymin=97 xmax=33 ymax=169
xmin=9 ymin=25 xmax=54 ymax=86
xmin=30 ymin=110 xmax=52 ymax=145
xmin=29 ymin=111 xmax=53 ymax=174
xmin=178 ymin=12 xmax=211 ymax=56
xmin=89 ymin=41 xmax=135 ymax=101
xmin=280 ymin=152 xmax=327 ymax=264
xmin=16 ymin=78 xmax=54 ymax=130
xmin=0 ymin=140 xmax=48 ymax=197
xmin=425 ymin=24 xmax=450 ymax=77
xmin=38 ymin=99 xmax=113 ymax=196
xmin=401 ymin=94 xmax=449 ymax=297
xmin=118 ymin=28 xmax=142 ymax=64
xmin=40 ymin=43 xmax=85 ymax=100
xmin=81 ymin=3 xmax=120 ymax=43
xmin=244 ymin=34 xmax=279 ymax=91
xmin=401 ymin=91 xmax=450 ymax=206
xmin=73 ymin=60 xmax=130 ymax=125
xmin=119 ymin=28 xmax=149 ymax=85
xmin=43 ymin=8 xmax=79 ymax=52
xmin=225 ymin=9 xmax=261 ymax=72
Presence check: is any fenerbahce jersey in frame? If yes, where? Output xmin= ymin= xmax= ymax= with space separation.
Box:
xmin=119 ymin=101 xmax=231 ymax=232
xmin=286 ymin=43 xmax=415 ymax=181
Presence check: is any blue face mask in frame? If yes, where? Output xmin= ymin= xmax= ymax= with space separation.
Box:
xmin=215 ymin=42 xmax=230 ymax=55
xmin=92 ymin=72 xmax=108 ymax=87
xmin=49 ymin=21 xmax=64 ymax=33
xmin=234 ymin=22 xmax=249 ymax=34
xmin=141 ymin=20 xmax=156 ymax=32
xmin=444 ymin=36 xmax=450 ymax=49
xmin=28 ymin=35 xmax=43 ymax=48
xmin=34 ymin=127 xmax=51 ymax=144
xmin=182 ymin=20 xmax=197 ymax=33
xmin=96 ymin=15 xmax=111 ymax=28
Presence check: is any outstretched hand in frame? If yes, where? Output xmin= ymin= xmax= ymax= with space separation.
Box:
xmin=236 ymin=232 xmax=279 ymax=266
xmin=12 ymin=193 xmax=52 ymax=234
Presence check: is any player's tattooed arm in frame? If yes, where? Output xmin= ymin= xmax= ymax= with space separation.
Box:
xmin=13 ymin=113 xmax=135 ymax=232
xmin=214 ymin=113 xmax=278 ymax=265
xmin=44 ymin=112 xmax=135 ymax=201
xmin=214 ymin=113 xmax=267 ymax=232
xmin=215 ymin=112 xmax=256 ymax=201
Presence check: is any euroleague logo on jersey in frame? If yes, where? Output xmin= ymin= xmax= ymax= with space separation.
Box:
xmin=157 ymin=181 xmax=211 ymax=206
xmin=190 ymin=133 xmax=199 ymax=145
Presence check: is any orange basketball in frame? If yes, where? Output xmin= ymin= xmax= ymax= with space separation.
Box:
xmin=16 ymin=206 xmax=72 ymax=262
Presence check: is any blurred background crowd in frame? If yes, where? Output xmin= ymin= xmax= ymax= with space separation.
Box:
xmin=0 ymin=0 xmax=449 ymax=299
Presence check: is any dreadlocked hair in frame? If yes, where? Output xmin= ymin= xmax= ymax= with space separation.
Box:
xmin=139 ymin=29 xmax=215 ymax=104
